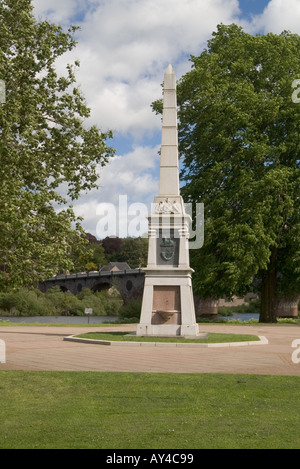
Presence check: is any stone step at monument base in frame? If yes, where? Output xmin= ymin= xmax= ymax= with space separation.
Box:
xmin=136 ymin=323 xmax=206 ymax=339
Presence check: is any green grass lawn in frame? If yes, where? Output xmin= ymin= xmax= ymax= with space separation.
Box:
xmin=0 ymin=371 xmax=300 ymax=449
xmin=76 ymin=331 xmax=260 ymax=343
xmin=0 ymin=320 xmax=117 ymax=327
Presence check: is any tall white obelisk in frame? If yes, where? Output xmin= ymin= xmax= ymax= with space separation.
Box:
xmin=136 ymin=65 xmax=199 ymax=338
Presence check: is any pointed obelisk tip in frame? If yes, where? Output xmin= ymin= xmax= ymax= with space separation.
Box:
xmin=165 ymin=64 xmax=174 ymax=75
xmin=164 ymin=64 xmax=176 ymax=90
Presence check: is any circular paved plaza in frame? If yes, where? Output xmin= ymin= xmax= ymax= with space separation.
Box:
xmin=1 ymin=323 xmax=300 ymax=375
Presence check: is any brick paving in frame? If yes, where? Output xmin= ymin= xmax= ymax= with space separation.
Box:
xmin=1 ymin=323 xmax=300 ymax=375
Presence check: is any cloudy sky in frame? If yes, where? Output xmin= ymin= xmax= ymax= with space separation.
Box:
xmin=32 ymin=0 xmax=300 ymax=238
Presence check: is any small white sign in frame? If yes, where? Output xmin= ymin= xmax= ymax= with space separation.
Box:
xmin=84 ymin=308 xmax=93 ymax=315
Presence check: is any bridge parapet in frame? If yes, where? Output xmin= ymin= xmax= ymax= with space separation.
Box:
xmin=39 ymin=269 xmax=145 ymax=302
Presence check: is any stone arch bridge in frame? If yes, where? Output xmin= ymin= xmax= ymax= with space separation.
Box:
xmin=39 ymin=268 xmax=145 ymax=303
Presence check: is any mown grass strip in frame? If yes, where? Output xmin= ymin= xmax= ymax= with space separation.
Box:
xmin=75 ymin=331 xmax=259 ymax=343
xmin=0 ymin=371 xmax=300 ymax=449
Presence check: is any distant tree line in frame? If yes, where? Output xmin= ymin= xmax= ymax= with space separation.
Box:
xmin=70 ymin=235 xmax=148 ymax=273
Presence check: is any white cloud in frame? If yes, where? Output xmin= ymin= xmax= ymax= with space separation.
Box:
xmin=71 ymin=144 xmax=160 ymax=236
xmin=33 ymin=0 xmax=241 ymax=138
xmin=32 ymin=0 xmax=300 ymax=142
xmin=79 ymin=0 xmax=240 ymax=134
xmin=248 ymin=0 xmax=300 ymax=34
xmin=32 ymin=0 xmax=88 ymax=24
xmin=97 ymin=144 xmax=160 ymax=202
xmin=80 ymin=0 xmax=240 ymax=65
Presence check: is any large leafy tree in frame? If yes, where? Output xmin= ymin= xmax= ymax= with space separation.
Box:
xmin=175 ymin=24 xmax=300 ymax=322
xmin=112 ymin=237 xmax=148 ymax=269
xmin=0 ymin=0 xmax=114 ymax=288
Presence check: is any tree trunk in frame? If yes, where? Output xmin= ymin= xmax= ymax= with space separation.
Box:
xmin=259 ymin=268 xmax=277 ymax=323
xmin=259 ymin=246 xmax=279 ymax=323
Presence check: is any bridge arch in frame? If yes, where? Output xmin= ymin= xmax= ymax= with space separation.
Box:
xmin=39 ymin=268 xmax=145 ymax=304
xmin=92 ymin=282 xmax=111 ymax=293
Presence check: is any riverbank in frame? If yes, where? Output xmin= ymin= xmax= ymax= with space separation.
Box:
xmin=0 ymin=312 xmax=260 ymax=325
xmin=0 ymin=315 xmax=118 ymax=325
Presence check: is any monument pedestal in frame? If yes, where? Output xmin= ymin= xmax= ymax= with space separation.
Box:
xmin=136 ymin=213 xmax=199 ymax=338
xmin=136 ymin=269 xmax=199 ymax=338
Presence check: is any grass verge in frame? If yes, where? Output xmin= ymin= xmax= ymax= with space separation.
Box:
xmin=0 ymin=320 xmax=118 ymax=327
xmin=0 ymin=371 xmax=299 ymax=449
xmin=75 ymin=331 xmax=260 ymax=343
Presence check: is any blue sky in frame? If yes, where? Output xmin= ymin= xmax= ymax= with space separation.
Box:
xmin=32 ymin=0 xmax=300 ymax=237
xmin=239 ymin=0 xmax=269 ymax=18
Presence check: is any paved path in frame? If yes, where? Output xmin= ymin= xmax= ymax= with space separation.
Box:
xmin=1 ymin=323 xmax=300 ymax=375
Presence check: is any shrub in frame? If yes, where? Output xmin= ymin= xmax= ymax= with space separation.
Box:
xmin=118 ymin=299 xmax=142 ymax=322
xmin=78 ymin=289 xmax=106 ymax=315
xmin=78 ymin=288 xmax=122 ymax=316
xmin=101 ymin=294 xmax=122 ymax=316
xmin=0 ymin=288 xmax=53 ymax=316
xmin=0 ymin=287 xmax=123 ymax=317
xmin=217 ymin=306 xmax=233 ymax=317
xmin=62 ymin=292 xmax=84 ymax=316
xmin=45 ymin=287 xmax=84 ymax=316
xmin=44 ymin=287 xmax=66 ymax=314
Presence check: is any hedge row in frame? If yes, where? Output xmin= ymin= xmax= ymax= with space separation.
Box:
xmin=0 ymin=287 xmax=123 ymax=317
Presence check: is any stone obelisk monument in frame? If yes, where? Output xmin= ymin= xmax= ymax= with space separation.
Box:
xmin=136 ymin=64 xmax=199 ymax=338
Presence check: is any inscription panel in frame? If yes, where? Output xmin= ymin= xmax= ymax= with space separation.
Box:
xmin=152 ymin=286 xmax=181 ymax=325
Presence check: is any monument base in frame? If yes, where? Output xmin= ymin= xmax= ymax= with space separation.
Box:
xmin=136 ymin=323 xmax=202 ymax=339
xmin=136 ymin=268 xmax=200 ymax=338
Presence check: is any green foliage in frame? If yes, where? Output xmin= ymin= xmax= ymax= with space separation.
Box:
xmin=43 ymin=286 xmax=66 ymax=313
xmin=70 ymin=236 xmax=147 ymax=272
xmin=218 ymin=299 xmax=261 ymax=316
xmin=71 ymin=240 xmax=108 ymax=272
xmin=89 ymin=243 xmax=107 ymax=269
xmin=0 ymin=287 xmax=53 ymax=316
xmin=60 ymin=292 xmax=84 ymax=316
xmin=0 ymin=0 xmax=115 ymax=288
xmin=0 ymin=286 xmax=122 ymax=316
xmin=173 ymin=24 xmax=300 ymax=321
xmin=107 ymin=237 xmax=148 ymax=268
xmin=85 ymin=262 xmax=98 ymax=272
xmin=77 ymin=288 xmax=122 ymax=316
xmin=118 ymin=299 xmax=142 ymax=322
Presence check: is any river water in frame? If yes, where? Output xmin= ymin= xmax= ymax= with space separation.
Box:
xmin=0 ymin=313 xmax=260 ymax=324
xmin=223 ymin=313 xmax=260 ymax=322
